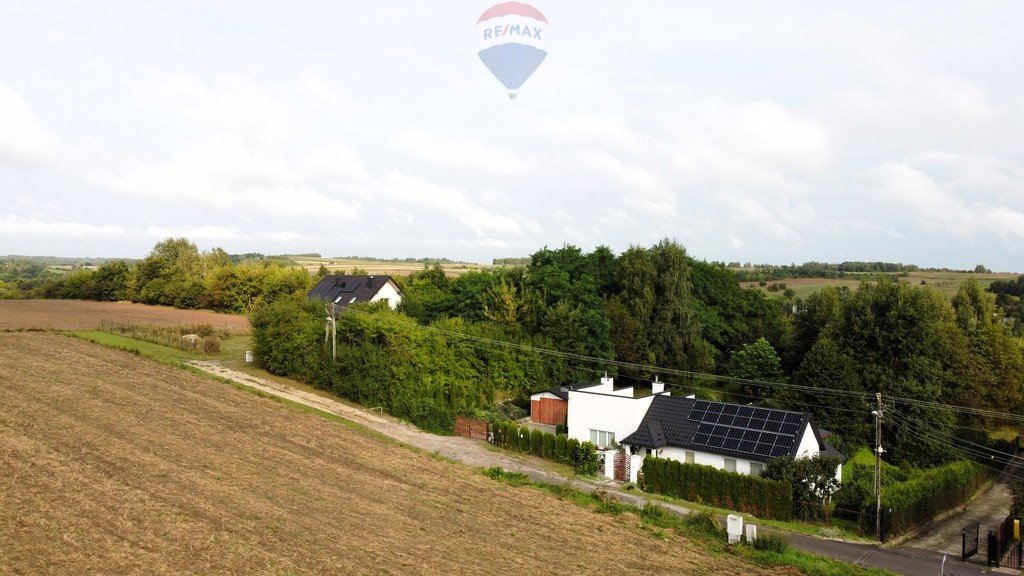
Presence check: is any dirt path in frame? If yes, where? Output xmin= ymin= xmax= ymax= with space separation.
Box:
xmin=898 ymin=454 xmax=1024 ymax=558
xmin=188 ymin=361 xmax=585 ymax=485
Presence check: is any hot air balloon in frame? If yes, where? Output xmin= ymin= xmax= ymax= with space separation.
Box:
xmin=476 ymin=2 xmax=548 ymax=99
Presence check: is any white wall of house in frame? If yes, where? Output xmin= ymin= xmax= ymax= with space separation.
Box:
xmin=794 ymin=423 xmax=820 ymax=458
xmin=369 ymin=280 xmax=402 ymax=310
xmin=566 ymin=377 xmax=668 ymax=452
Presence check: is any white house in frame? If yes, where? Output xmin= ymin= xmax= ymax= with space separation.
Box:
xmin=620 ymin=396 xmax=844 ymax=483
xmin=308 ymin=274 xmax=403 ymax=313
xmin=566 ymin=375 xmax=670 ymax=480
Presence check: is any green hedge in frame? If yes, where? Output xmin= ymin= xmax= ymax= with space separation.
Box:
xmin=867 ymin=460 xmax=990 ymax=538
xmin=640 ymin=457 xmax=793 ymax=520
xmin=490 ymin=422 xmax=599 ymax=475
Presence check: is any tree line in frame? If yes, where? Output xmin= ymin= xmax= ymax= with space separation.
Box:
xmin=15 ymin=237 xmax=1024 ymax=469
xmin=10 ymin=238 xmax=313 ymax=314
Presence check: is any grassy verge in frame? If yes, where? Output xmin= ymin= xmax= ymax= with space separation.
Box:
xmin=632 ymin=488 xmax=871 ymax=543
xmin=483 ymin=467 xmax=894 ymax=576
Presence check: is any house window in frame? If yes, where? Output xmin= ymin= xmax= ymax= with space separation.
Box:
xmin=724 ymin=458 xmax=737 ymax=473
xmin=750 ymin=462 xmax=764 ymax=476
xmin=589 ymin=429 xmax=615 ymax=448
xmin=685 ymin=451 xmax=695 ymax=464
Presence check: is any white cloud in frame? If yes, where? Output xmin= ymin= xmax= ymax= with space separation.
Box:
xmin=0 ymin=86 xmax=57 ymax=164
xmin=869 ymin=160 xmax=1024 ymax=241
xmin=377 ymin=172 xmax=528 ymax=236
xmin=143 ymin=225 xmax=246 ymax=240
xmin=394 ymin=130 xmax=531 ymax=174
xmin=0 ymin=214 xmax=124 ymax=238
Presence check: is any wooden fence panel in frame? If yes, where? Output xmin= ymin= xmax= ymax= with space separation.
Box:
xmin=455 ymin=416 xmax=489 ymax=441
xmin=530 ymin=398 xmax=567 ymax=425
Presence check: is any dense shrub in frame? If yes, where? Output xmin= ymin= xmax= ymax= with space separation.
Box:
xmin=752 ymin=532 xmax=790 ymax=553
xmin=202 ymin=336 xmax=221 ymax=354
xmin=530 ymin=429 xmax=544 ymax=456
xmin=489 ymin=423 xmax=599 ymax=475
xmin=869 ymin=460 xmax=989 ymax=537
xmin=554 ymin=434 xmax=567 ymax=463
xmin=640 ymin=457 xmax=793 ymax=520
xmin=542 ymin=433 xmax=555 ymax=459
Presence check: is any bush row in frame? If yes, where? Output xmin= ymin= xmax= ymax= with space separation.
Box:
xmin=865 ymin=460 xmax=990 ymax=538
xmin=640 ymin=456 xmax=793 ymax=520
xmin=490 ymin=421 xmax=600 ymax=475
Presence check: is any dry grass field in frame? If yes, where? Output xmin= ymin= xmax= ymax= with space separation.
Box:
xmin=0 ymin=300 xmax=249 ymax=330
xmin=0 ymin=332 xmax=778 ymax=575
xmin=740 ymin=271 xmax=1018 ymax=300
xmin=293 ymin=257 xmax=491 ymax=278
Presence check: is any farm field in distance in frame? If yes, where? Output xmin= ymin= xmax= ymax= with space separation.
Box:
xmin=0 ymin=299 xmax=250 ymax=331
xmin=291 ymin=256 xmax=491 ymax=277
xmin=740 ymin=271 xmax=1019 ymax=300
xmin=0 ymin=332 xmax=781 ymax=576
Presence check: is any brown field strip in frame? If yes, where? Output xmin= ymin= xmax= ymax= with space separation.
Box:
xmin=0 ymin=300 xmax=249 ymax=330
xmin=0 ymin=333 xmax=775 ymax=575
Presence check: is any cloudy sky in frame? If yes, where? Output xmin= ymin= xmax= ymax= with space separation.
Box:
xmin=1 ymin=2 xmax=1022 ymax=270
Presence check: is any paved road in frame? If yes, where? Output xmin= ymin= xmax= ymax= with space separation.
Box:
xmin=188 ymin=361 xmax=1000 ymax=576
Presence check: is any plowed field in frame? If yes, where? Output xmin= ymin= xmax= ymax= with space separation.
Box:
xmin=0 ymin=333 xmax=774 ymax=575
xmin=0 ymin=300 xmax=249 ymax=330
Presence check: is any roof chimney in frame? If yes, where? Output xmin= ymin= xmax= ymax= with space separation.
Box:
xmin=652 ymin=376 xmax=664 ymax=395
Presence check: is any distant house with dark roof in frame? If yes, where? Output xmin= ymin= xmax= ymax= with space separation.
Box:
xmin=308 ymin=275 xmax=402 ymax=313
xmin=620 ymin=395 xmax=843 ymax=483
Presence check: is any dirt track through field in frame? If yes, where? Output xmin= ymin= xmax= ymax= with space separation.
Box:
xmin=1 ymin=332 xmax=777 ymax=575
xmin=0 ymin=299 xmax=249 ymax=330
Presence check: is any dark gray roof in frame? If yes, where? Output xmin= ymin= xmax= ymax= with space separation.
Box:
xmin=621 ymin=396 xmax=829 ymax=463
xmin=535 ymin=381 xmax=602 ymax=401
xmin=308 ymin=275 xmax=399 ymax=310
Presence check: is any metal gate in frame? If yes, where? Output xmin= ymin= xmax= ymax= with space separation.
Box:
xmin=962 ymin=522 xmax=979 ymax=561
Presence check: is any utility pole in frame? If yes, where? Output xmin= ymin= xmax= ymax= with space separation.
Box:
xmin=325 ymin=303 xmax=337 ymax=362
xmin=874 ymin=392 xmax=884 ymax=541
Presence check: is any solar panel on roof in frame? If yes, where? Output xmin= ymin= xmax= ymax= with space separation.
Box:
xmin=686 ymin=402 xmax=806 ymax=460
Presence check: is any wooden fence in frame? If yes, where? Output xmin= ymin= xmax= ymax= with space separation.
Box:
xmin=455 ymin=416 xmax=489 ymax=441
